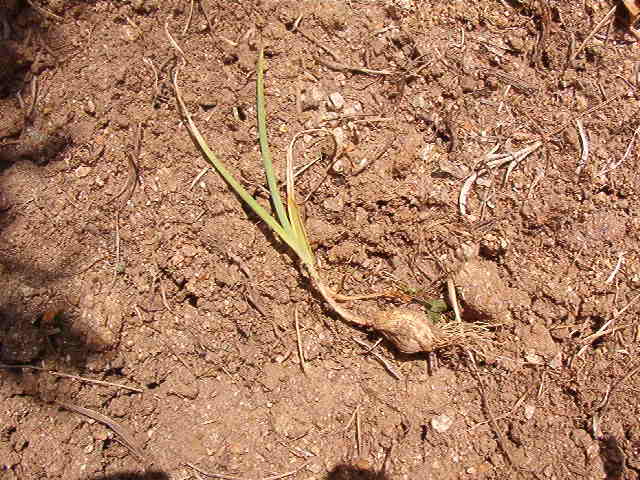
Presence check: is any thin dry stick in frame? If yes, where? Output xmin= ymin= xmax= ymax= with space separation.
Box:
xmin=579 ymin=291 xmax=640 ymax=345
xmin=601 ymin=124 xmax=640 ymax=175
xmin=447 ymin=277 xmax=462 ymax=323
xmin=25 ymin=75 xmax=39 ymax=122
xmin=160 ymin=281 xmax=177 ymax=315
xmin=190 ymin=167 xmax=210 ymax=190
xmin=467 ymin=351 xmax=520 ymax=477
xmin=185 ymin=463 xmax=244 ymax=480
xmin=575 ymin=119 xmax=589 ymax=175
xmin=343 ymin=406 xmax=358 ymax=433
xmin=261 ymin=462 xmax=310 ymax=480
xmin=360 ymin=337 xmax=383 ymax=354
xmin=291 ymin=13 xmax=303 ymax=32
xmin=571 ymin=5 xmax=616 ymax=62
xmin=186 ymin=461 xmax=310 ymax=480
xmin=283 ymin=129 xmax=340 ymax=204
xmin=56 ymin=401 xmax=150 ymax=465
xmin=459 ymin=142 xmax=542 ymax=216
xmin=0 ymin=365 xmax=143 ymax=393
xmin=197 ymin=0 xmax=220 ymax=49
xmin=606 ymin=253 xmax=625 ymax=284
xmin=25 ymin=0 xmax=63 ymax=21
xmin=294 ymin=307 xmax=307 ymax=374
xmin=355 ymin=405 xmax=362 ymax=457
xmin=143 ymin=57 xmax=160 ymax=105
xmin=165 ymin=19 xmax=187 ymax=62
xmin=353 ymin=337 xmax=402 ymax=380
xmin=591 ymin=361 xmax=640 ymax=439
xmin=183 ymin=0 xmax=195 ymax=34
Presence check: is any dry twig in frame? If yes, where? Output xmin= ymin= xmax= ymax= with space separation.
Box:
xmin=353 ymin=337 xmax=402 ymax=380
xmin=591 ymin=362 xmax=640 ymax=439
xmin=571 ymin=5 xmax=616 ymax=62
xmin=297 ymin=29 xmax=393 ymax=76
xmin=165 ymin=19 xmax=187 ymax=62
xmin=459 ymin=142 xmax=542 ymax=216
xmin=103 ymin=123 xmax=141 ymax=211
xmin=25 ymin=0 xmax=63 ymax=21
xmin=0 ymin=364 xmax=143 ymax=392
xmin=446 ymin=277 xmax=462 ymax=323
xmin=294 ymin=307 xmax=307 ymax=374
xmin=467 ymin=351 xmax=520 ymax=477
xmin=575 ymin=120 xmax=589 ymax=175
xmin=56 ymin=401 xmax=150 ymax=465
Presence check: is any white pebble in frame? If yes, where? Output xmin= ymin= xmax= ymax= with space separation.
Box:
xmin=431 ymin=414 xmax=454 ymax=433
xmin=524 ymin=404 xmax=536 ymax=420
xmin=328 ymin=92 xmax=345 ymax=111
xmin=75 ymin=166 xmax=92 ymax=178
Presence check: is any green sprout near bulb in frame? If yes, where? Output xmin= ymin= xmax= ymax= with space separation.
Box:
xmin=171 ymin=49 xmax=485 ymax=354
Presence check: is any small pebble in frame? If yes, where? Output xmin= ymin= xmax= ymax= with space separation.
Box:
xmin=303 ymin=85 xmax=325 ymax=110
xmin=19 ymin=285 xmax=36 ymax=298
xmin=323 ymin=197 xmax=344 ymax=212
xmin=524 ymin=404 xmax=536 ymax=420
xmin=506 ymin=33 xmax=525 ymax=52
xmin=331 ymin=158 xmax=345 ymax=173
xmin=328 ymin=92 xmax=345 ymax=111
xmin=306 ymin=461 xmax=324 ymax=474
xmin=85 ymin=98 xmax=96 ymax=116
xmin=431 ymin=414 xmax=454 ymax=433
xmin=410 ymin=93 xmax=427 ymax=110
xmin=75 ymin=166 xmax=92 ymax=178
xmin=459 ymin=75 xmax=476 ymax=93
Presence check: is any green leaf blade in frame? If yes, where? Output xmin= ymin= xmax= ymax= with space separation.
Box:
xmin=256 ymin=49 xmax=291 ymax=233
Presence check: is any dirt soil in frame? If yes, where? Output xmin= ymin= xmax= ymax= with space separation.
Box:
xmin=1 ymin=1 xmax=640 ymax=479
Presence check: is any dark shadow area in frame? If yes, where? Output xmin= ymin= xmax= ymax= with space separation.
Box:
xmin=0 ymin=0 xmax=71 ymax=164
xmin=0 ymin=215 xmax=118 ymax=403
xmin=85 ymin=471 xmax=169 ymax=480
xmin=326 ymin=465 xmax=390 ymax=480
xmin=615 ymin=0 xmax=640 ymax=41
xmin=0 ymin=302 xmax=109 ymax=370
xmin=599 ymin=434 xmax=625 ymax=480
xmin=0 ymin=0 xmax=99 ymax=381
xmin=0 ymin=126 xmax=69 ymax=164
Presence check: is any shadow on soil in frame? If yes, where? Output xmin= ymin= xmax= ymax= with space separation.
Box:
xmin=0 ymin=237 xmax=113 ymax=402
xmin=77 ymin=466 xmax=389 ymax=480
xmin=0 ymin=0 xmax=71 ymax=164
xmin=85 ymin=473 xmax=168 ymax=480
xmin=599 ymin=435 xmax=625 ymax=480
xmin=326 ymin=465 xmax=390 ymax=480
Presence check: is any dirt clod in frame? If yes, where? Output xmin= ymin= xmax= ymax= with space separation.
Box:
xmin=454 ymin=258 xmax=514 ymax=324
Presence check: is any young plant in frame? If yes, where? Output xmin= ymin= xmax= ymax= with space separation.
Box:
xmin=171 ymin=49 xmax=486 ymax=354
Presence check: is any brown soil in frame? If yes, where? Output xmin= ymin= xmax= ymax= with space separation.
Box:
xmin=1 ymin=1 xmax=640 ymax=479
